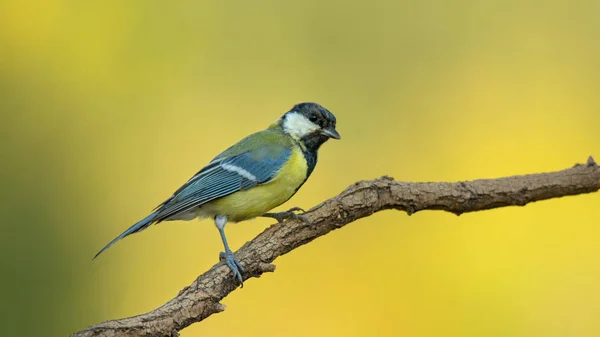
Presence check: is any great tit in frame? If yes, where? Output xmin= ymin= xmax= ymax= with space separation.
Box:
xmin=94 ymin=102 xmax=340 ymax=284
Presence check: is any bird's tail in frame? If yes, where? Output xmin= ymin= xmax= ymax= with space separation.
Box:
xmin=93 ymin=211 xmax=159 ymax=259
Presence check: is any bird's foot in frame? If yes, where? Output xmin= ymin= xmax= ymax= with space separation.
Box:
xmin=262 ymin=207 xmax=310 ymax=224
xmin=219 ymin=250 xmax=244 ymax=286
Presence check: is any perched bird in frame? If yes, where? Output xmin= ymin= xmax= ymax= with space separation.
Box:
xmin=94 ymin=102 xmax=340 ymax=284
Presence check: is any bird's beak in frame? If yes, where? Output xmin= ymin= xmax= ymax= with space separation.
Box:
xmin=321 ymin=127 xmax=341 ymax=140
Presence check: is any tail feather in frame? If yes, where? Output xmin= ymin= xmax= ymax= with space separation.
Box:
xmin=93 ymin=211 xmax=159 ymax=259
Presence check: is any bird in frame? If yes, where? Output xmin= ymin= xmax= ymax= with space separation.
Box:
xmin=94 ymin=102 xmax=340 ymax=285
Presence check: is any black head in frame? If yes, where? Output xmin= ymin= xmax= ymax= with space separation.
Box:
xmin=279 ymin=102 xmax=340 ymax=156
xmin=281 ymin=102 xmax=341 ymax=143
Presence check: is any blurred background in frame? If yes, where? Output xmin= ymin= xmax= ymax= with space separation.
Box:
xmin=1 ymin=1 xmax=599 ymax=336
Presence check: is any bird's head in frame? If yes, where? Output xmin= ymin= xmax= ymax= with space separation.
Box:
xmin=280 ymin=102 xmax=340 ymax=151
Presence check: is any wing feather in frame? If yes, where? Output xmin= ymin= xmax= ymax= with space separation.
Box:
xmin=153 ymin=143 xmax=291 ymax=222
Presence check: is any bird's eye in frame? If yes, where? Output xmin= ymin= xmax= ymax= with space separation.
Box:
xmin=308 ymin=114 xmax=318 ymax=122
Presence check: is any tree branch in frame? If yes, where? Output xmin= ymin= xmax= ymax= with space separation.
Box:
xmin=72 ymin=157 xmax=600 ymax=337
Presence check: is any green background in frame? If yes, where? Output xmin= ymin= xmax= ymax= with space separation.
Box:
xmin=1 ymin=1 xmax=599 ymax=336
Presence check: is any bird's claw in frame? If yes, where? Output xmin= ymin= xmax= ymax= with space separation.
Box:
xmin=262 ymin=207 xmax=310 ymax=224
xmin=290 ymin=213 xmax=310 ymax=224
xmin=219 ymin=250 xmax=244 ymax=286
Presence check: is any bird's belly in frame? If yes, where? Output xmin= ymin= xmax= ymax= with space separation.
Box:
xmin=198 ymin=148 xmax=308 ymax=222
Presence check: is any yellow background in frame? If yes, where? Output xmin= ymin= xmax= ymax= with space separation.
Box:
xmin=1 ymin=1 xmax=599 ymax=336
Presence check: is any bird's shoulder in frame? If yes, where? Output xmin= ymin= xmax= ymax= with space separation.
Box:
xmin=212 ymin=127 xmax=297 ymax=162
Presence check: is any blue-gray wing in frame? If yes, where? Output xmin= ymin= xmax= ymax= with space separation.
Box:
xmin=153 ymin=146 xmax=291 ymax=222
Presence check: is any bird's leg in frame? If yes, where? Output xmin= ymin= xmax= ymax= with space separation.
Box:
xmin=262 ymin=207 xmax=310 ymax=224
xmin=215 ymin=215 xmax=244 ymax=285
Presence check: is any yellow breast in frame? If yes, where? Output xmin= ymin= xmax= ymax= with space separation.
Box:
xmin=199 ymin=147 xmax=308 ymax=222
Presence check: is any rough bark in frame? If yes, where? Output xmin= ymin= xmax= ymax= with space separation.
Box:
xmin=71 ymin=157 xmax=600 ymax=337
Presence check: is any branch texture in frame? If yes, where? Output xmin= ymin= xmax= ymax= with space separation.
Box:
xmin=72 ymin=157 xmax=600 ymax=337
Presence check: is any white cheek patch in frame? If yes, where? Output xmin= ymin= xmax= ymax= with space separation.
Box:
xmin=283 ymin=112 xmax=320 ymax=139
